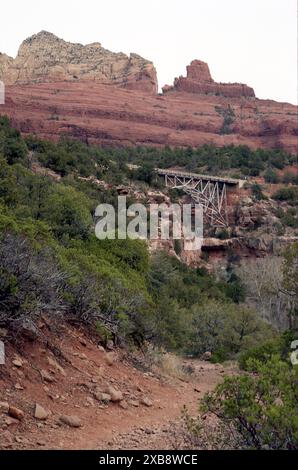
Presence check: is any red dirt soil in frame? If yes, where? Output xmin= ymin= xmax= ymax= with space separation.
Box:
xmin=0 ymin=323 xmax=236 ymax=450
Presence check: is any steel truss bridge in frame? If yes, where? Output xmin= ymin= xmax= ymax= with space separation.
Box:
xmin=156 ymin=169 xmax=242 ymax=227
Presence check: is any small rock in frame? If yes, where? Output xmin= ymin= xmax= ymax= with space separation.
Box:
xmin=12 ymin=359 xmax=23 ymax=368
xmin=119 ymin=401 xmax=128 ymax=409
xmin=95 ymin=392 xmax=111 ymax=403
xmin=106 ymin=340 xmax=114 ymax=351
xmin=241 ymin=197 xmax=253 ymax=206
xmin=0 ymin=401 xmax=9 ymax=413
xmin=36 ymin=441 xmax=46 ymax=447
xmin=2 ymin=430 xmax=13 ymax=444
xmin=20 ymin=319 xmax=39 ymax=341
xmin=97 ymin=345 xmax=105 ymax=352
xmin=79 ymin=338 xmax=87 ymax=347
xmin=8 ymin=406 xmax=24 ymax=421
xmin=140 ymin=397 xmax=153 ymax=407
xmin=14 ymin=383 xmax=24 ymax=390
xmin=47 ymin=356 xmax=66 ymax=376
xmin=145 ymin=428 xmax=153 ymax=434
xmin=40 ymin=369 xmax=56 ymax=383
xmin=201 ymin=351 xmax=212 ymax=361
xmin=105 ymin=353 xmax=115 ymax=366
xmin=194 ymin=387 xmax=201 ymax=393
xmin=34 ymin=403 xmax=49 ymax=420
xmin=128 ymin=400 xmax=139 ymax=407
xmin=5 ymin=416 xmax=20 ymax=426
xmin=105 ymin=386 xmax=123 ymax=403
xmin=59 ymin=415 xmax=82 ymax=428
xmin=0 ymin=328 xmax=8 ymax=338
xmin=86 ymin=397 xmax=95 ymax=406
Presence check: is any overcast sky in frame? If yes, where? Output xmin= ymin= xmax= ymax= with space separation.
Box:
xmin=0 ymin=0 xmax=297 ymax=104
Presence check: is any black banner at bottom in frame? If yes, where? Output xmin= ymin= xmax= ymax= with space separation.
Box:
xmin=0 ymin=450 xmax=297 ymax=468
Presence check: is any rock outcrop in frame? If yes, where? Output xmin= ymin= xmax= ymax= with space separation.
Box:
xmin=163 ymin=60 xmax=255 ymax=98
xmin=0 ymin=53 xmax=13 ymax=79
xmin=0 ymin=32 xmax=297 ymax=152
xmin=0 ymin=31 xmax=157 ymax=94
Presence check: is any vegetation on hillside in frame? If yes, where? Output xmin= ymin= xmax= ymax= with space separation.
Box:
xmin=1 ymin=116 xmax=297 ymax=449
xmin=0 ymin=116 xmax=275 ymax=357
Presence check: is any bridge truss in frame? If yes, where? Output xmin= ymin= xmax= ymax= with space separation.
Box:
xmin=159 ymin=171 xmax=231 ymax=227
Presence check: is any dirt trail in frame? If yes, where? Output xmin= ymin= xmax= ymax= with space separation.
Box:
xmin=0 ymin=324 xmax=236 ymax=450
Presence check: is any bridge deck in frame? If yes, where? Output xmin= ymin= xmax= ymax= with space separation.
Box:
xmin=156 ymin=168 xmax=242 ymax=187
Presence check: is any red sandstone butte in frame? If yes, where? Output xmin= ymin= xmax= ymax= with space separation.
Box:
xmin=162 ymin=60 xmax=255 ymax=98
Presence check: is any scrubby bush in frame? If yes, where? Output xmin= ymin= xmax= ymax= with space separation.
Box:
xmin=188 ymin=300 xmax=272 ymax=360
xmin=0 ymin=116 xmax=28 ymax=165
xmin=273 ymin=186 xmax=298 ymax=203
xmin=0 ymin=232 xmax=65 ymax=336
xmin=238 ymin=331 xmax=297 ymax=370
xmin=264 ymin=168 xmax=279 ymax=183
xmin=251 ymin=183 xmax=267 ymax=200
xmin=200 ymin=356 xmax=298 ymax=449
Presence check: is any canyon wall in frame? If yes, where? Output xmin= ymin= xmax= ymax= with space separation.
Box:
xmin=0 ymin=32 xmax=297 ymax=153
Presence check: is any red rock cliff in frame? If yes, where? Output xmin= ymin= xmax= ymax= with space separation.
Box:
xmin=0 ymin=31 xmax=158 ymax=94
xmin=163 ymin=60 xmax=255 ymax=98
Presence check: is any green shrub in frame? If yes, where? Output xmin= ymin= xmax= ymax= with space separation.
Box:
xmin=264 ymin=168 xmax=279 ymax=183
xmin=251 ymin=183 xmax=267 ymax=200
xmin=188 ymin=301 xmax=272 ymax=360
xmin=201 ymin=356 xmax=298 ymax=449
xmin=273 ymin=186 xmax=298 ymax=202
xmin=239 ymin=331 xmax=298 ymax=370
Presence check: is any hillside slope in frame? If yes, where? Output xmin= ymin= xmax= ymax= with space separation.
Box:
xmin=0 ymin=323 xmax=235 ymax=450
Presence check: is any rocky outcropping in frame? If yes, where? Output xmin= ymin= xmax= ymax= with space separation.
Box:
xmin=0 ymin=53 xmax=13 ymax=78
xmin=0 ymin=32 xmax=297 ymax=152
xmin=163 ymin=60 xmax=255 ymax=98
xmin=0 ymin=31 xmax=157 ymax=94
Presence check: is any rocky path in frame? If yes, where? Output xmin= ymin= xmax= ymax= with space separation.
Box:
xmin=0 ymin=325 xmax=236 ymax=450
